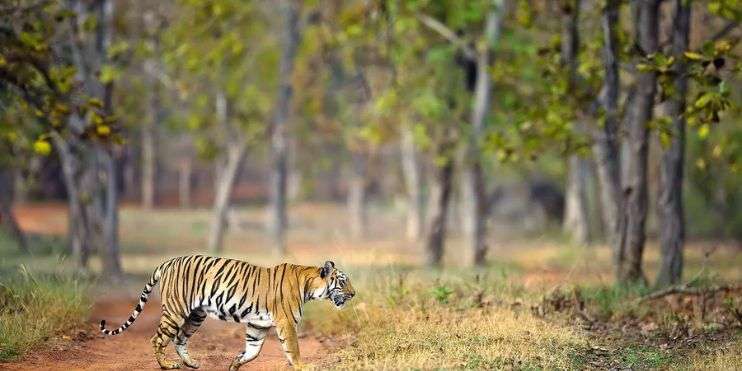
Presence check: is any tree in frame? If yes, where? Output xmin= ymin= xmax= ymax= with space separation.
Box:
xmin=0 ymin=0 xmax=124 ymax=277
xmin=415 ymin=0 xmax=506 ymax=265
xmin=655 ymin=0 xmax=690 ymax=287
xmin=560 ymin=0 xmax=591 ymax=245
xmin=163 ymin=0 xmax=276 ymax=253
xmin=592 ymin=0 xmax=622 ymax=245
xmin=268 ymin=0 xmax=302 ymax=255
xmin=615 ymin=0 xmax=660 ymax=284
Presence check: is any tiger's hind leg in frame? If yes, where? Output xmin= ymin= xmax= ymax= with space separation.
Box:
xmin=151 ymin=311 xmax=185 ymax=369
xmin=228 ymin=322 xmax=269 ymax=371
xmin=175 ymin=309 xmax=206 ymax=369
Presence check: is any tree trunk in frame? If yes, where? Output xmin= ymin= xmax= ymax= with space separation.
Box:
xmin=268 ymin=0 xmax=301 ymax=256
xmin=208 ymin=141 xmax=247 ymax=253
xmin=100 ymin=146 xmax=122 ymax=280
xmin=179 ymin=159 xmax=192 ymax=209
xmin=560 ymin=0 xmax=590 ymax=245
xmin=563 ymin=155 xmax=591 ymax=244
xmin=51 ymin=132 xmax=90 ymax=268
xmin=141 ymin=75 xmax=160 ymax=209
xmin=401 ymin=125 xmax=424 ymax=240
xmin=615 ymin=0 xmax=659 ymax=284
xmin=656 ymin=0 xmax=690 ymax=287
xmin=462 ymin=3 xmax=502 ymax=266
xmin=0 ymin=167 xmax=28 ymax=252
xmin=425 ymin=153 xmax=454 ymax=267
xmin=593 ymin=0 xmax=622 ymax=244
xmin=347 ymin=151 xmax=368 ymax=240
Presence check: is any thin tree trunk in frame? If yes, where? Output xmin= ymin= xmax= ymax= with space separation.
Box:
xmin=0 ymin=167 xmax=28 ymax=252
xmin=141 ymin=80 xmax=159 ymax=209
xmin=100 ymin=147 xmax=122 ymax=280
xmin=593 ymin=0 xmax=622 ymax=244
xmin=656 ymin=0 xmax=690 ymax=287
xmin=268 ymin=0 xmax=301 ymax=256
xmin=560 ymin=0 xmax=590 ymax=245
xmin=208 ymin=141 xmax=246 ymax=253
xmin=179 ymin=159 xmax=192 ymax=209
xmin=463 ymin=2 xmax=503 ymax=266
xmin=564 ymin=155 xmax=591 ymax=244
xmin=51 ymin=132 xmax=90 ymax=268
xmin=401 ymin=126 xmax=424 ymax=240
xmin=616 ymin=0 xmax=659 ymax=284
xmin=425 ymin=150 xmax=454 ymax=267
xmin=347 ymin=151 xmax=368 ymax=240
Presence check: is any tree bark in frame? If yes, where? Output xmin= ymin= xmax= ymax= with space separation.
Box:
xmin=593 ymin=0 xmax=622 ymax=245
xmin=208 ymin=141 xmax=247 ymax=253
xmin=0 ymin=167 xmax=28 ymax=252
xmin=401 ymin=125 xmax=424 ymax=241
xmin=141 ymin=74 xmax=160 ymax=210
xmin=179 ymin=158 xmax=192 ymax=209
xmin=615 ymin=0 xmax=659 ymax=284
xmin=656 ymin=0 xmax=690 ymax=287
xmin=347 ymin=150 xmax=368 ymax=240
xmin=100 ymin=146 xmax=122 ymax=279
xmin=563 ymin=155 xmax=591 ymax=244
xmin=462 ymin=2 xmax=503 ymax=266
xmin=268 ymin=0 xmax=301 ymax=256
xmin=560 ymin=0 xmax=590 ymax=245
xmin=51 ymin=132 xmax=90 ymax=268
xmin=425 ymin=149 xmax=454 ymax=267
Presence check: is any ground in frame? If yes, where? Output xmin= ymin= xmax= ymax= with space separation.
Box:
xmin=1 ymin=203 xmax=740 ymax=369
xmin=1 ymin=296 xmax=326 ymax=371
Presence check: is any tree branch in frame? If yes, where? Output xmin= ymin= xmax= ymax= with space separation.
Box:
xmin=415 ymin=13 xmax=477 ymax=60
xmin=711 ymin=20 xmax=739 ymax=42
xmin=639 ymin=283 xmax=742 ymax=303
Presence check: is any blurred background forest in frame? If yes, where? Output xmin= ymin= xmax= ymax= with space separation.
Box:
xmin=0 ymin=0 xmax=740 ymax=369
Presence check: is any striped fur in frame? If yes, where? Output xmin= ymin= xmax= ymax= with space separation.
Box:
xmin=99 ymin=255 xmax=355 ymax=370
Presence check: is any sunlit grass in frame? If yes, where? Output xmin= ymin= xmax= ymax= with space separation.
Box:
xmin=9 ymin=204 xmax=742 ymax=369
xmin=0 ymin=266 xmax=90 ymax=361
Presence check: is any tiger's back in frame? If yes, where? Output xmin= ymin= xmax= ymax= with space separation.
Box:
xmin=99 ymin=255 xmax=355 ymax=370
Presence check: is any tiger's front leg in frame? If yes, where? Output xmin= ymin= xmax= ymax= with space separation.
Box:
xmin=228 ymin=322 xmax=269 ymax=371
xmin=275 ymin=319 xmax=302 ymax=368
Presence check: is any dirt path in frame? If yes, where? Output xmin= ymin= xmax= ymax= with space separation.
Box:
xmin=2 ymin=296 xmax=328 ymax=371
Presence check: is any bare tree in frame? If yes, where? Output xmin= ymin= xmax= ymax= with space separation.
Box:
xmin=267 ymin=0 xmax=301 ymax=255
xmin=615 ymin=0 xmax=660 ymax=284
xmin=656 ymin=0 xmax=690 ymax=287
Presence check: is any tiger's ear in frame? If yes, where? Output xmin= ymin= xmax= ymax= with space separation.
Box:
xmin=320 ymin=261 xmax=335 ymax=278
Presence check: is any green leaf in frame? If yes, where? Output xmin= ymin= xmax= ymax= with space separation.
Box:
xmin=683 ymin=51 xmax=704 ymax=61
xmin=698 ymin=124 xmax=710 ymax=139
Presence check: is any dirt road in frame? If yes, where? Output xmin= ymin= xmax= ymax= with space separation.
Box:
xmin=2 ymin=296 xmax=327 ymax=371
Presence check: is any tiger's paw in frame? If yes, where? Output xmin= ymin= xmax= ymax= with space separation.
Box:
xmin=182 ymin=359 xmax=200 ymax=369
xmin=158 ymin=360 xmax=181 ymax=370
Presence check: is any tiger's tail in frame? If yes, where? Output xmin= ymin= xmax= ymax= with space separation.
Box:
xmin=99 ymin=263 xmax=165 ymax=335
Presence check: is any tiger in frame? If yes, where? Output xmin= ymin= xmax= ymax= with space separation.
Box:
xmin=99 ymin=255 xmax=355 ymax=370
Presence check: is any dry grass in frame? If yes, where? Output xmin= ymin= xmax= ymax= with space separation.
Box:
xmin=11 ymin=203 xmax=742 ymax=369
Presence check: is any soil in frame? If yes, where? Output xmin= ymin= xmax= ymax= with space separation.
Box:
xmin=0 ymin=296 xmax=328 ymax=370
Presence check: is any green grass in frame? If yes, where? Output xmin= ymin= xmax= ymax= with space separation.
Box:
xmin=0 ymin=266 xmax=90 ymax=361
xmin=619 ymin=345 xmax=674 ymax=369
xmin=0 ymin=234 xmax=91 ymax=362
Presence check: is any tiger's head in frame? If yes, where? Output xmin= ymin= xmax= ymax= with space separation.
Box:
xmin=310 ymin=261 xmax=355 ymax=309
